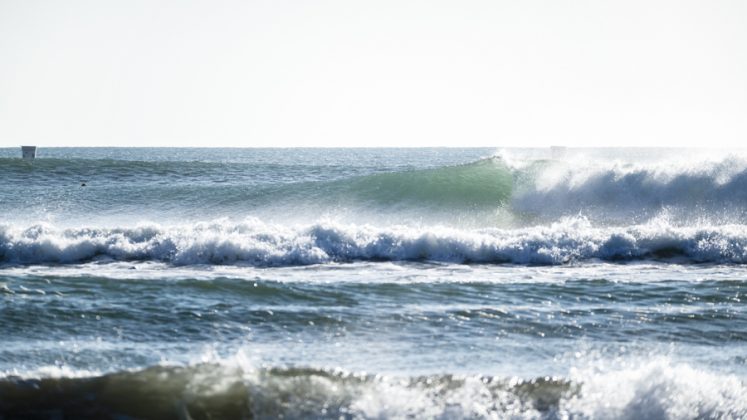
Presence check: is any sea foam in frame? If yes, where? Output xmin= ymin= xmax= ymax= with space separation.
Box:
xmin=3 ymin=217 xmax=747 ymax=266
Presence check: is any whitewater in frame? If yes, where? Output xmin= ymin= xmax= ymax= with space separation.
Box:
xmin=1 ymin=147 xmax=746 ymax=419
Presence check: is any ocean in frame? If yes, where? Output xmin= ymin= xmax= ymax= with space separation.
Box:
xmin=0 ymin=147 xmax=745 ymax=419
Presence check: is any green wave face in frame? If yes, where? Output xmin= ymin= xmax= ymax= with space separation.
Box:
xmin=0 ymin=157 xmax=507 ymax=227
xmin=336 ymin=158 xmax=514 ymax=208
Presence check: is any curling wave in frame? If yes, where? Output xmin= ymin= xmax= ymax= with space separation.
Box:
xmin=7 ymin=153 xmax=747 ymax=226
xmin=3 ymin=218 xmax=747 ymax=266
xmin=510 ymin=155 xmax=747 ymax=222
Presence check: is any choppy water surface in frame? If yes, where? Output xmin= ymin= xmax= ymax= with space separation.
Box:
xmin=1 ymin=148 xmax=746 ymax=418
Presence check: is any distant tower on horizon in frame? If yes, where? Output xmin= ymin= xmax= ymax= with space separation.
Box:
xmin=21 ymin=145 xmax=37 ymax=160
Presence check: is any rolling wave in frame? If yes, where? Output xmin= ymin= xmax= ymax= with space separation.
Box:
xmin=2 ymin=359 xmax=744 ymax=419
xmin=3 ymin=218 xmax=747 ymax=266
xmin=6 ymin=154 xmax=747 ymax=226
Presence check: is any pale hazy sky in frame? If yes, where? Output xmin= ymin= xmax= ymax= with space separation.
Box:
xmin=1 ymin=0 xmax=745 ymax=148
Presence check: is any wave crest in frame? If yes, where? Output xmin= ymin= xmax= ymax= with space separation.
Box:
xmin=511 ymin=156 xmax=747 ymax=222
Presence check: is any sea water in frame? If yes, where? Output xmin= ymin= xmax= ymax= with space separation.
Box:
xmin=0 ymin=148 xmax=745 ymax=418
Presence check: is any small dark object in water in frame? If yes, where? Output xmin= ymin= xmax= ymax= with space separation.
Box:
xmin=81 ymin=183 xmax=86 ymax=187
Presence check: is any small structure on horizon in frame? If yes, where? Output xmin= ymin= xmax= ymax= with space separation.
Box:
xmin=21 ymin=145 xmax=37 ymax=160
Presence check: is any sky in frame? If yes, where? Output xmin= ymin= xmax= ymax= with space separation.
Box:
xmin=0 ymin=0 xmax=745 ymax=148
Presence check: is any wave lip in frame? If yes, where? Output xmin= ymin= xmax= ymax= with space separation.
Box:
xmin=3 ymin=218 xmax=747 ymax=266
xmin=511 ymin=155 xmax=747 ymax=222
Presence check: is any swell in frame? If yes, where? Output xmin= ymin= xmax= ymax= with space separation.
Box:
xmin=7 ymin=154 xmax=747 ymax=226
xmin=0 ymin=157 xmax=345 ymax=185
xmin=1 ymin=360 xmax=744 ymax=419
xmin=3 ymin=218 xmax=747 ymax=266
xmin=0 ymin=157 xmax=514 ymax=226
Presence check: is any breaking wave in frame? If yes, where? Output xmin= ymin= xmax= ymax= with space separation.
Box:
xmin=1 ymin=359 xmax=744 ymax=419
xmin=7 ymin=153 xmax=747 ymax=227
xmin=3 ymin=217 xmax=747 ymax=266
xmin=510 ymin=155 xmax=747 ymax=222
